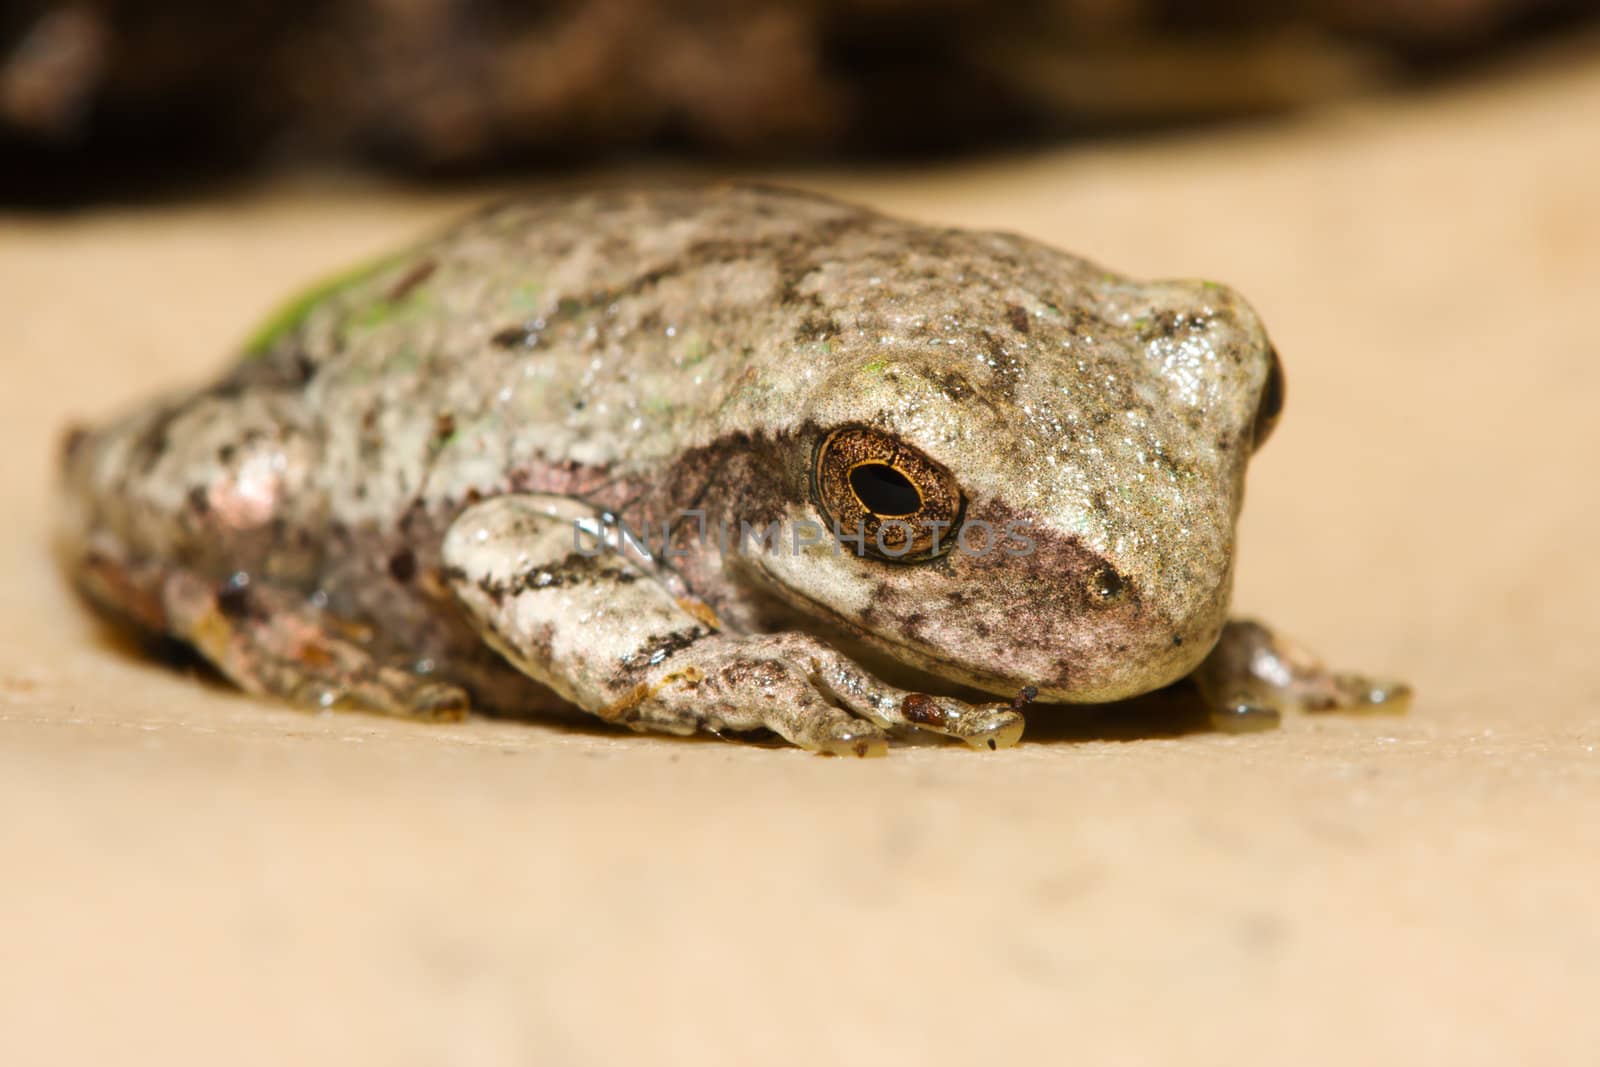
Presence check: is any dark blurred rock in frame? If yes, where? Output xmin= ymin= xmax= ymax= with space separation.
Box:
xmin=2 ymin=0 xmax=1594 ymax=202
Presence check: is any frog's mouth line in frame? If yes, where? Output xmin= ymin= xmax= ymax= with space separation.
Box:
xmin=743 ymin=557 xmax=1041 ymax=701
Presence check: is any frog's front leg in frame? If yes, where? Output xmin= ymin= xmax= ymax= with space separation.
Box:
xmin=442 ymin=495 xmax=1026 ymax=755
xmin=1192 ymin=619 xmax=1413 ymax=733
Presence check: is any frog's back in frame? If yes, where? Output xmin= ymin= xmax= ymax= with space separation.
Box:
xmin=191 ymin=185 xmax=872 ymax=528
xmin=54 ymin=187 xmax=879 ymax=678
xmin=58 ymin=186 xmax=883 ymax=596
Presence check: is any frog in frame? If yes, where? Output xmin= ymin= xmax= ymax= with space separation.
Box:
xmin=57 ymin=183 xmax=1408 ymax=755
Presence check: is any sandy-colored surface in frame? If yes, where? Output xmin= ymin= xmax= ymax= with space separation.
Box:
xmin=4 ymin=44 xmax=1599 ymax=1067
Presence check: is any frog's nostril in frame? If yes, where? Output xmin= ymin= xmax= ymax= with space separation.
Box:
xmin=1088 ymin=565 xmax=1126 ymax=604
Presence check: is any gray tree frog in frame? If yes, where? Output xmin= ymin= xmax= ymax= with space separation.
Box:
xmin=58 ymin=184 xmax=1408 ymax=754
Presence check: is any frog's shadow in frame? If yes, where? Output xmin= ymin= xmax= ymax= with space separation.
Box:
xmin=1007 ymin=687 xmax=1217 ymax=744
xmin=85 ymin=612 xmax=1217 ymax=749
xmin=87 ymin=614 xmax=237 ymax=691
xmin=515 ymin=685 xmax=1219 ymax=750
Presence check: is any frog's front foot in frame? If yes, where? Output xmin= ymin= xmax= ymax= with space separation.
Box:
xmin=442 ymin=494 xmax=1026 ymax=755
xmin=1193 ymin=619 xmax=1412 ymax=734
xmin=616 ymin=632 xmax=1026 ymax=756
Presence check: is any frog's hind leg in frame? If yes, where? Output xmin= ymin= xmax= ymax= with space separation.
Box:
xmin=78 ymin=553 xmax=471 ymax=721
xmin=161 ymin=569 xmax=471 ymax=720
xmin=60 ymin=389 xmax=470 ymax=721
xmin=1193 ymin=619 xmax=1412 ymax=734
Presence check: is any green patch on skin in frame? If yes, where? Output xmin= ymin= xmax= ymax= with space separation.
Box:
xmin=862 ymin=358 xmax=888 ymax=374
xmin=679 ymin=337 xmax=709 ymax=368
xmin=387 ymin=347 xmax=422 ymax=373
xmin=510 ymin=282 xmax=544 ymax=314
xmin=1132 ymin=316 xmax=1153 ymax=332
xmin=340 ymin=268 xmax=435 ymax=335
xmin=1200 ymin=280 xmax=1226 ymax=291
xmin=348 ymin=288 xmax=434 ymax=334
xmin=1040 ymin=302 xmax=1063 ymax=319
xmin=243 ymin=251 xmax=403 ymax=358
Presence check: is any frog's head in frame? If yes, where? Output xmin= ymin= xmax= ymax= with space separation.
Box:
xmin=745 ymin=267 xmax=1283 ymax=704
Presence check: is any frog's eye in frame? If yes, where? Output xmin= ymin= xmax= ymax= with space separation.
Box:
xmin=1251 ymin=345 xmax=1285 ymax=451
xmin=813 ymin=427 xmax=964 ymax=562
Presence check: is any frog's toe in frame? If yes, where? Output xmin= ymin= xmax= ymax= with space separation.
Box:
xmin=756 ymin=634 xmax=1031 ymax=751
xmin=721 ymin=683 xmax=890 ymax=757
xmin=632 ymin=633 xmax=1030 ymax=754
xmin=1206 ymin=698 xmax=1283 ymax=734
xmin=1310 ymin=673 xmax=1413 ymax=716
xmin=898 ymin=693 xmax=1026 ymax=750
xmin=159 ymin=569 xmax=474 ymax=723
xmin=751 ymin=684 xmax=890 ymax=757
xmin=958 ymin=707 xmax=1027 ymax=751
xmin=1194 ymin=619 xmax=1411 ymax=727
xmin=628 ymin=635 xmax=893 ymax=755
xmin=810 ymin=714 xmax=891 ymax=758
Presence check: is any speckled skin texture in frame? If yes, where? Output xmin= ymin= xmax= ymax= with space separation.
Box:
xmin=58 ymin=184 xmax=1401 ymax=753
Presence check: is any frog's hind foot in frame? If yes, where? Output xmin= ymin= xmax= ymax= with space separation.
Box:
xmin=1193 ymin=619 xmax=1412 ymax=734
xmin=164 ymin=571 xmax=471 ymax=720
xmin=78 ymin=553 xmax=470 ymax=721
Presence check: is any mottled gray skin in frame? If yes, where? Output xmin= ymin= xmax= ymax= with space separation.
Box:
xmin=59 ymin=184 xmax=1406 ymax=754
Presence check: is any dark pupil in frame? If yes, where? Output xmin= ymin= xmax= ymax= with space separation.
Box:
xmin=849 ymin=463 xmax=922 ymax=517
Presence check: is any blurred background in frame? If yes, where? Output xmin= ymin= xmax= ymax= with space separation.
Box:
xmin=3 ymin=0 xmax=1598 ymax=204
